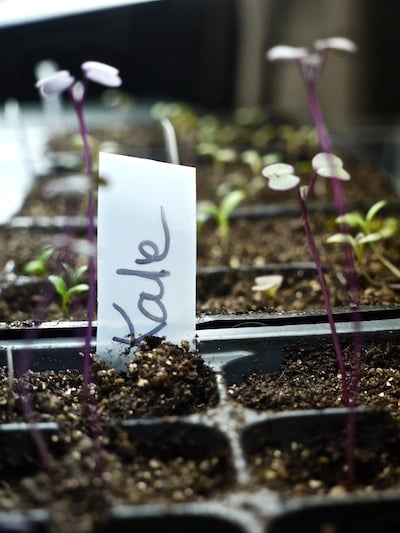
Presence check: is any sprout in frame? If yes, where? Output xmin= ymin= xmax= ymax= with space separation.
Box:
xmin=48 ymin=264 xmax=89 ymax=314
xmin=267 ymin=36 xmax=356 ymax=71
xmin=262 ymin=163 xmax=300 ymax=191
xmin=327 ymin=200 xmax=400 ymax=279
xmin=264 ymin=155 xmax=351 ymax=410
xmin=197 ymin=189 xmax=246 ymax=253
xmin=252 ymin=274 xmax=283 ymax=301
xmin=22 ymin=247 xmax=54 ymax=276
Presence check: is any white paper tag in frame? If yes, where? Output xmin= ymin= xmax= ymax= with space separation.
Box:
xmin=97 ymin=152 xmax=196 ymax=371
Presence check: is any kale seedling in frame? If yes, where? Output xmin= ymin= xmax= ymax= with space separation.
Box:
xmin=48 ymin=263 xmax=89 ymax=314
xmin=263 ymin=153 xmax=362 ymax=488
xmin=197 ymin=189 xmax=246 ymax=253
xmin=266 ymin=37 xmax=360 ymax=306
xmin=37 ymin=61 xmax=121 ymax=396
xmin=262 ymin=154 xmax=351 ymax=405
xmin=327 ymin=200 xmax=400 ymax=280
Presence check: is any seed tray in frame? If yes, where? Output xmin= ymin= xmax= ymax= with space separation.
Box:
xmin=0 ymin=317 xmax=399 ymax=531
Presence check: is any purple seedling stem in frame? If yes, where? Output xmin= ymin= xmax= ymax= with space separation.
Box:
xmin=262 ymin=156 xmax=356 ymax=488
xmin=36 ymin=61 xmax=121 ymax=479
xmin=267 ymin=38 xmax=366 ymax=489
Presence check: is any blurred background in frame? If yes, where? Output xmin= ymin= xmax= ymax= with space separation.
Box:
xmin=0 ymin=0 xmax=398 ymax=126
xmin=0 ymin=0 xmax=400 ymax=214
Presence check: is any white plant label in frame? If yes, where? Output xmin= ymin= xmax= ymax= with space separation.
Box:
xmin=97 ymin=152 xmax=196 ymax=370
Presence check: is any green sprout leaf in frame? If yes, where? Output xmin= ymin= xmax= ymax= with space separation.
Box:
xmin=197 ymin=189 xmax=246 ymax=253
xmin=48 ymin=264 xmax=89 ymax=314
xmin=327 ymin=200 xmax=400 ymax=280
xmin=22 ymin=248 xmax=54 ymax=276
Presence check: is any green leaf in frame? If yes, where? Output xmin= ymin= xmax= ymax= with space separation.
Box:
xmin=336 ymin=212 xmax=365 ymax=229
xmin=67 ymin=283 xmax=89 ymax=296
xmin=358 ymin=233 xmax=382 ymax=244
xmin=23 ymin=259 xmax=46 ymax=276
xmin=220 ymin=190 xmax=246 ymax=218
xmin=380 ymin=218 xmax=398 ymax=238
xmin=48 ymin=275 xmax=67 ymax=296
xmin=326 ymin=233 xmax=357 ymax=247
xmin=22 ymin=247 xmax=54 ymax=276
xmin=61 ymin=263 xmax=76 ymax=284
xmin=75 ymin=265 xmax=88 ymax=281
xmin=197 ymin=201 xmax=219 ymax=222
xmin=366 ymin=200 xmax=387 ymax=222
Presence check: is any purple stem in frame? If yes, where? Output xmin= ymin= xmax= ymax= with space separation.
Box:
xmin=299 ymin=58 xmax=362 ymax=489
xmin=68 ymin=86 xmax=96 ymax=398
xmin=69 ymin=85 xmax=103 ymax=476
xmin=297 ymin=188 xmax=350 ymax=407
xmin=302 ymin=65 xmax=363 ymax=402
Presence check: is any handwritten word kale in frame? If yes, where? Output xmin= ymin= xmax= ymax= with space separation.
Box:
xmin=327 ymin=200 xmax=400 ymax=280
xmin=48 ymin=263 xmax=89 ymax=314
xmin=197 ymin=189 xmax=246 ymax=253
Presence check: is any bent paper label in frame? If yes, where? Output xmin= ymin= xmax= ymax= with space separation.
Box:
xmin=97 ymin=152 xmax=196 ymax=370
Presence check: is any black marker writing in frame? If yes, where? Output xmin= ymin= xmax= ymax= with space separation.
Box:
xmin=115 ymin=268 xmax=170 ymax=323
xmin=135 ymin=206 xmax=170 ymax=264
xmin=112 ymin=206 xmax=171 ymax=346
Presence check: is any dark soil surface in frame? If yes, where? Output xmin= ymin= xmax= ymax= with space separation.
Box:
xmin=0 ymin=341 xmax=219 ymax=423
xmin=246 ymin=410 xmax=400 ymax=499
xmin=230 ymin=337 xmax=400 ymax=499
xmin=228 ymin=338 xmax=400 ymax=418
xmin=0 ymin=340 xmax=226 ymax=532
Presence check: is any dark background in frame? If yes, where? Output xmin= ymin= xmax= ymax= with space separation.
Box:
xmin=0 ymin=0 xmax=238 ymax=108
xmin=0 ymin=0 xmax=399 ymax=119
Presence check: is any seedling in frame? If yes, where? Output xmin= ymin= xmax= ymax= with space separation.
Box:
xmin=263 ymin=155 xmax=351 ymax=403
xmin=251 ymin=274 xmax=283 ymax=305
xmin=266 ymin=37 xmax=360 ymax=307
xmin=37 ymin=61 xmax=122 ymax=397
xmin=263 ymin=152 xmax=362 ymax=488
xmin=197 ymin=189 xmax=246 ymax=253
xmin=196 ymin=142 xmax=237 ymax=179
xmin=22 ymin=247 xmax=54 ymax=276
xmin=48 ymin=263 xmax=89 ymax=314
xmin=327 ymin=200 xmax=400 ymax=280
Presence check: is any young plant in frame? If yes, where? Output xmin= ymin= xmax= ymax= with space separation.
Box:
xmin=22 ymin=247 xmax=54 ymax=276
xmin=197 ymin=189 xmax=246 ymax=253
xmin=267 ymin=39 xmax=362 ymax=491
xmin=263 ymin=153 xmax=360 ymax=489
xmin=36 ymin=62 xmax=121 ymax=388
xmin=327 ymin=200 xmax=400 ymax=280
xmin=251 ymin=274 xmax=283 ymax=305
xmin=262 ymin=158 xmax=351 ymax=400
xmin=37 ymin=63 xmax=122 ymax=480
xmin=266 ymin=38 xmax=360 ymax=302
xmin=197 ymin=142 xmax=237 ymax=177
xmin=48 ymin=263 xmax=89 ymax=314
